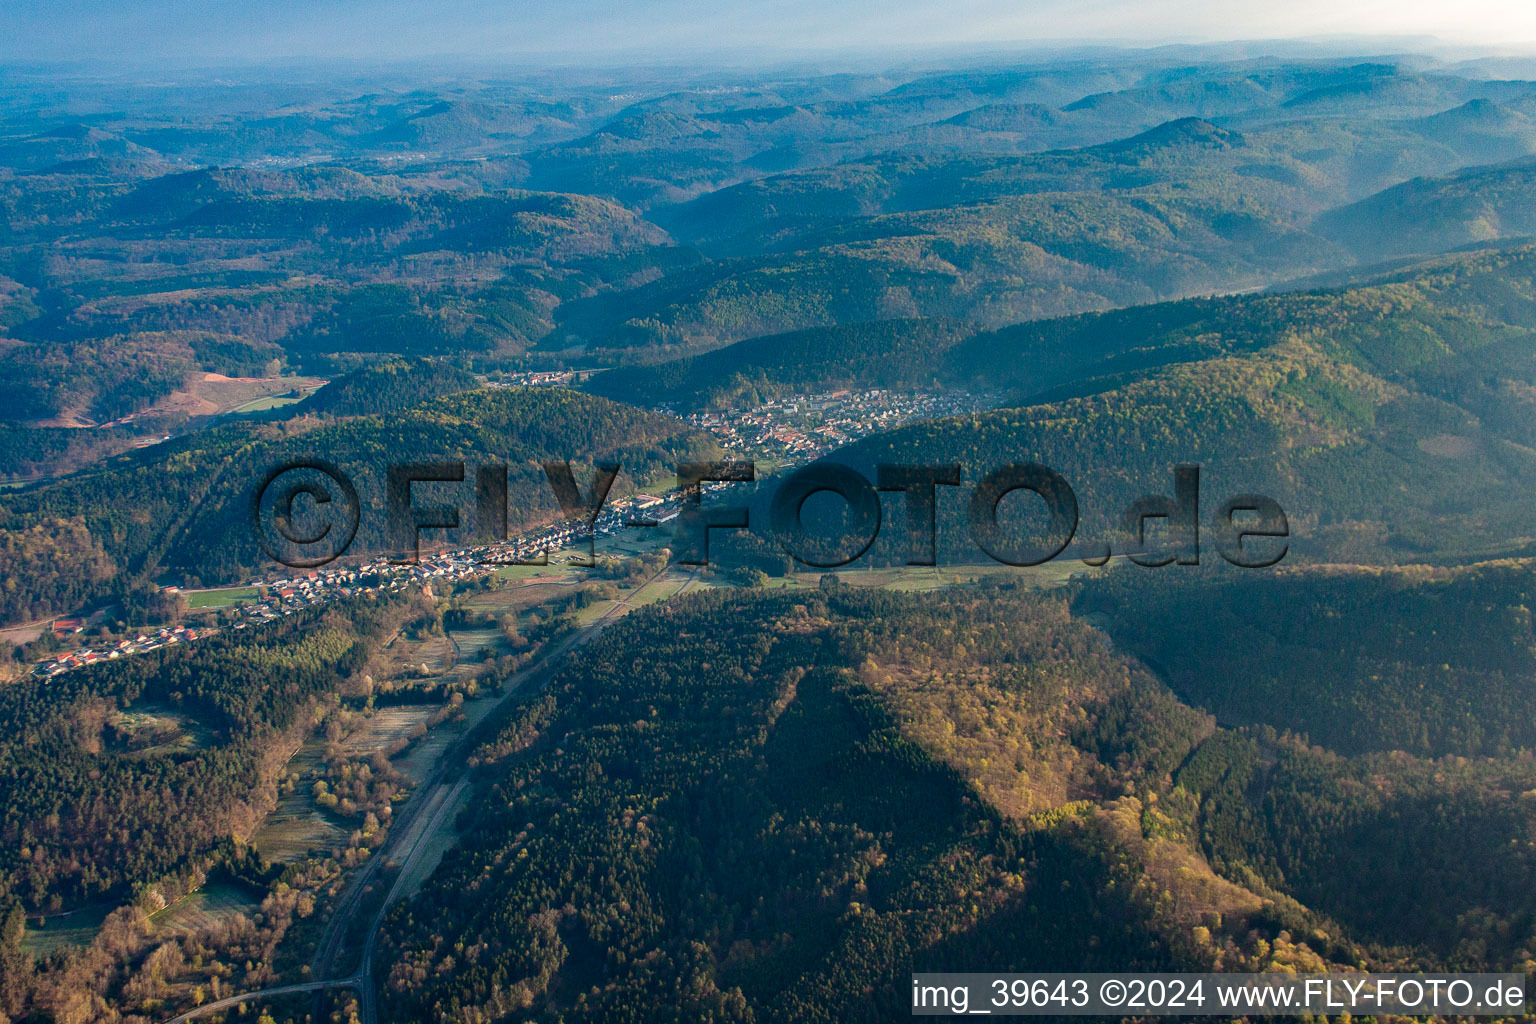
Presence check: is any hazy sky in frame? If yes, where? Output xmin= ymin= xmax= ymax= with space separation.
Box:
xmin=7 ymin=0 xmax=1536 ymax=62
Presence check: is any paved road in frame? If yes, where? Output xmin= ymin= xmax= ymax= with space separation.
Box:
xmin=161 ymin=567 xmax=683 ymax=1024
xmin=161 ymin=979 xmax=353 ymax=1024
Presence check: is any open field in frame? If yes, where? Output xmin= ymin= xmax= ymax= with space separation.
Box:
xmin=257 ymin=705 xmax=453 ymax=860
xmin=631 ymin=570 xmax=709 ymax=605
xmin=463 ymin=581 xmax=576 ymax=617
xmin=491 ymin=561 xmax=582 ymax=583
xmin=336 ymin=708 xmax=437 ymax=758
xmin=254 ymin=741 xmax=347 ymax=862
xmin=575 ymin=568 xmax=709 ymax=625
xmin=392 ymin=718 xmax=458 ymax=784
xmin=186 ymin=586 xmax=260 ymax=609
xmin=255 ymin=701 xmax=470 ymax=858
xmin=391 ymin=694 xmax=509 ymax=784
xmin=152 ymin=881 xmax=264 ymax=937
xmin=596 ymin=536 xmax=658 ymax=557
xmin=94 ymin=373 xmax=326 ymax=427
xmin=192 ymin=374 xmax=325 ymax=417
xmin=0 ymin=620 xmax=47 ymax=647
xmin=20 ymin=902 xmax=114 ymax=955
xmin=461 ymin=574 xmax=594 ymax=633
xmin=228 ymin=387 xmax=321 ymax=414
xmin=379 ymin=630 xmax=453 ymax=679
xmin=255 ymin=804 xmax=348 ymax=863
xmin=111 ymin=702 xmax=214 ymax=757
xmin=449 ymin=626 xmax=501 ymax=661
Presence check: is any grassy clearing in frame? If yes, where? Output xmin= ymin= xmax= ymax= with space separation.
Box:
xmin=255 ymin=707 xmax=452 ymax=862
xmin=569 ymin=568 xmax=699 ymax=625
xmin=110 ymin=703 xmax=214 ymax=757
xmin=20 ymin=902 xmax=113 ymax=955
xmin=0 ymin=621 xmax=46 ymax=646
xmin=380 ymin=630 xmax=453 ymax=678
xmin=461 ymin=575 xmax=595 ymax=641
xmin=599 ymin=535 xmax=662 ymax=557
xmin=254 ymin=741 xmax=347 ymax=862
xmin=392 ymin=720 xmax=457 ymax=784
xmin=492 ymin=561 xmax=582 ymax=582
xmin=451 ymin=626 xmax=502 ymax=659
xmin=186 ymin=586 xmax=259 ymax=608
xmin=199 ymin=375 xmax=325 ymax=416
xmin=573 ymin=599 xmax=619 ymax=627
xmin=628 ymin=570 xmax=707 ymax=606
xmin=462 ymin=585 xmax=571 ymax=619
xmin=255 ymin=808 xmax=348 ymax=863
xmin=392 ymin=689 xmax=516 ymax=783
xmin=229 ymin=393 xmax=304 ymax=413
xmin=152 ymin=880 xmax=263 ymax=936
xmin=337 ymin=708 xmax=437 ymax=757
xmin=629 ymin=468 xmax=680 ymax=495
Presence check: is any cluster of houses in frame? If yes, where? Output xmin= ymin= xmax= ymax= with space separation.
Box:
xmin=686 ymin=388 xmax=998 ymax=458
xmin=480 ymin=490 xmax=685 ymax=566
xmin=234 ymin=555 xmax=493 ymax=628
xmin=36 ymin=624 xmax=205 ymax=678
xmin=30 ymin=487 xmax=701 ymax=679
xmin=31 ymin=555 xmax=494 ymax=679
xmin=490 ymin=369 xmax=585 ymax=388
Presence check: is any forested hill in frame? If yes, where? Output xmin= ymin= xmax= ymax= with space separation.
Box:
xmin=377 ymin=584 xmax=1536 ymax=1020
xmin=580 ymin=242 xmax=1536 ymax=416
xmin=1317 ymin=156 xmax=1536 ymax=261
xmin=1075 ymin=559 xmax=1536 ymax=759
xmin=0 ymin=388 xmax=718 ymax=625
xmin=946 ymin=241 xmax=1536 ymax=397
xmin=377 ymin=588 xmax=1194 ymax=1023
xmin=290 ymin=358 xmax=479 ymax=417
xmin=560 ymin=91 xmax=1536 ymax=355
xmin=11 ymin=58 xmax=1536 ymax=426
xmin=0 ymin=597 xmax=404 ymax=912
xmin=584 ymin=318 xmax=972 ymax=411
xmin=814 ymin=243 xmax=1536 ymax=567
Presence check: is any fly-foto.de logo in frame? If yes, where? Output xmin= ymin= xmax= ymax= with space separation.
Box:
xmin=251 ymin=459 xmax=1289 ymax=571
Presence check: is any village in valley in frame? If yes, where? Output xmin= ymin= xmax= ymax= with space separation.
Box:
xmin=21 ymin=382 xmax=999 ymax=680
xmin=677 ymin=387 xmax=1000 ymax=458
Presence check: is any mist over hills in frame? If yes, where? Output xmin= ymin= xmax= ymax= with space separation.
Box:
xmin=5 ymin=55 xmax=1536 ymax=380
